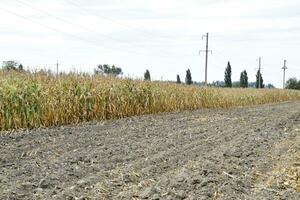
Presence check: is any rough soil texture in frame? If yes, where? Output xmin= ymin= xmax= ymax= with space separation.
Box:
xmin=1 ymin=102 xmax=300 ymax=200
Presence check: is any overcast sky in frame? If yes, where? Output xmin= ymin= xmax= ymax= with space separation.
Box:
xmin=1 ymin=0 xmax=299 ymax=87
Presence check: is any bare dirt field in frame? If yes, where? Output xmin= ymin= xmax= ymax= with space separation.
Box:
xmin=1 ymin=102 xmax=300 ymax=200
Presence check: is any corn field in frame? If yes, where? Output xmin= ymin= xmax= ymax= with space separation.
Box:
xmin=0 ymin=70 xmax=299 ymax=131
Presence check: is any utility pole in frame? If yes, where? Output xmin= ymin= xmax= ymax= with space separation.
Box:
xmin=56 ymin=60 xmax=59 ymax=76
xmin=282 ymin=60 xmax=287 ymax=89
xmin=258 ymin=57 xmax=261 ymax=88
xmin=200 ymin=33 xmax=212 ymax=85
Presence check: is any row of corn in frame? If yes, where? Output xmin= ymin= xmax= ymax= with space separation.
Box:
xmin=0 ymin=71 xmax=299 ymax=131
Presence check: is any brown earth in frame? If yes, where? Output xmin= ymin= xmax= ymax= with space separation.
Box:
xmin=1 ymin=102 xmax=300 ymax=200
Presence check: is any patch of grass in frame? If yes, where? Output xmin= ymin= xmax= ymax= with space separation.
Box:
xmin=0 ymin=70 xmax=300 ymax=131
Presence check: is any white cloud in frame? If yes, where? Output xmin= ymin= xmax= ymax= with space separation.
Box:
xmin=0 ymin=0 xmax=299 ymax=87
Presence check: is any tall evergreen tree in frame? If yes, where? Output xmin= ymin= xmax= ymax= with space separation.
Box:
xmin=256 ymin=69 xmax=264 ymax=88
xmin=240 ymin=70 xmax=248 ymax=88
xmin=18 ymin=64 xmax=24 ymax=71
xmin=224 ymin=62 xmax=232 ymax=88
xmin=240 ymin=71 xmax=244 ymax=88
xmin=185 ymin=69 xmax=192 ymax=85
xmin=176 ymin=74 xmax=181 ymax=84
xmin=144 ymin=69 xmax=151 ymax=81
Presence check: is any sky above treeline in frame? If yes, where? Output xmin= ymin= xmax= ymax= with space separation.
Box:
xmin=0 ymin=0 xmax=299 ymax=87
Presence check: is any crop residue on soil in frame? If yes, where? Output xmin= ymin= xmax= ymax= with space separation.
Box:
xmin=1 ymin=102 xmax=300 ymax=199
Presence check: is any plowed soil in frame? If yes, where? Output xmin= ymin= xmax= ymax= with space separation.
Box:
xmin=1 ymin=102 xmax=300 ymax=200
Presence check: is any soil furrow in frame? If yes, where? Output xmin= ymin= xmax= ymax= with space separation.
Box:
xmin=1 ymin=102 xmax=300 ymax=199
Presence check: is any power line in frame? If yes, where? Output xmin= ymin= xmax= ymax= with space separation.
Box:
xmin=0 ymin=7 xmax=85 ymax=42
xmin=0 ymin=5 xmax=186 ymax=59
xmin=13 ymin=0 xmax=197 ymax=58
xmin=14 ymin=0 xmax=134 ymax=45
xmin=61 ymin=0 xmax=198 ymax=57
xmin=62 ymin=0 xmax=171 ymax=41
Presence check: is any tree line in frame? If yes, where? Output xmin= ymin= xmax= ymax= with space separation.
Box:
xmin=223 ymin=62 xmax=264 ymax=88
xmin=1 ymin=61 xmax=299 ymax=90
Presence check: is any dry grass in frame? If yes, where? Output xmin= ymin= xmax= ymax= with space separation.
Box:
xmin=0 ymin=70 xmax=300 ymax=131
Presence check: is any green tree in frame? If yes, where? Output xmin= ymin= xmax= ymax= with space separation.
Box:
xmin=94 ymin=64 xmax=122 ymax=76
xmin=185 ymin=69 xmax=192 ymax=85
xmin=286 ymin=78 xmax=300 ymax=90
xmin=144 ymin=69 xmax=151 ymax=81
xmin=18 ymin=64 xmax=24 ymax=71
xmin=240 ymin=70 xmax=248 ymax=88
xmin=266 ymin=84 xmax=275 ymax=89
xmin=176 ymin=74 xmax=181 ymax=84
xmin=256 ymin=69 xmax=264 ymax=88
xmin=224 ymin=62 xmax=232 ymax=88
xmin=2 ymin=61 xmax=23 ymax=71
